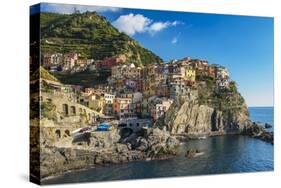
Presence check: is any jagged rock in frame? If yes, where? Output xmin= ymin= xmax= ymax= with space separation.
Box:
xmin=116 ymin=143 xmax=129 ymax=153
xmin=265 ymin=123 xmax=273 ymax=129
xmin=157 ymin=99 xmax=249 ymax=136
xmin=186 ymin=149 xmax=198 ymax=158
xmin=243 ymin=122 xmax=264 ymax=136
xmin=94 ymin=155 xmax=104 ymax=164
xmin=136 ymin=137 xmax=149 ymax=151
xmin=37 ymin=125 xmax=180 ymax=179
xmin=126 ymin=143 xmax=132 ymax=150
xmin=166 ymin=136 xmax=179 ymax=150
xmin=120 ymin=132 xmax=138 ymax=145
xmin=242 ymin=121 xmax=274 ymax=144
xmin=145 ymin=128 xmax=179 ymax=158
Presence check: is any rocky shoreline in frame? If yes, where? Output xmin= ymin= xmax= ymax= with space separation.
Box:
xmin=39 ymin=125 xmax=273 ymax=183
xmin=36 ymin=127 xmax=180 ymax=181
xmin=32 ymin=99 xmax=273 ymax=183
xmin=242 ymin=121 xmax=274 ymax=144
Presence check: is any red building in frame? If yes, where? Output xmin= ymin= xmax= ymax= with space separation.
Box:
xmin=96 ymin=56 xmax=125 ymax=69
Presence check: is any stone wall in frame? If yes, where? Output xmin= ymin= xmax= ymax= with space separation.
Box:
xmin=41 ymin=92 xmax=105 ymax=124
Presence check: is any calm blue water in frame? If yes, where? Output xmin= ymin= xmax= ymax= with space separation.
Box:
xmin=249 ymin=107 xmax=274 ymax=131
xmin=43 ymin=107 xmax=274 ymax=184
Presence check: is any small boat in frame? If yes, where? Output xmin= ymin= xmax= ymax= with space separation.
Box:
xmin=71 ymin=126 xmax=94 ymax=137
xmin=96 ymin=122 xmax=111 ymax=131
xmin=71 ymin=128 xmax=83 ymax=136
xmin=185 ymin=149 xmax=205 ymax=158
xmin=194 ymin=152 xmax=205 ymax=157
xmin=198 ymin=136 xmax=207 ymax=140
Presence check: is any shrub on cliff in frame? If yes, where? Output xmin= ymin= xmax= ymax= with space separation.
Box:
xmin=41 ymin=101 xmax=57 ymax=121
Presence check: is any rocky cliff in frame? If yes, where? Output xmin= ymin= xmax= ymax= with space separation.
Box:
xmin=156 ymin=91 xmax=249 ymax=136
xmin=31 ymin=118 xmax=179 ymax=180
xmin=241 ymin=122 xmax=274 ymax=144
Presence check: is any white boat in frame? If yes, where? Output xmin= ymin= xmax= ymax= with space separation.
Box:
xmin=198 ymin=136 xmax=207 ymax=140
xmin=194 ymin=152 xmax=205 ymax=157
xmin=71 ymin=128 xmax=83 ymax=136
xmin=71 ymin=126 xmax=94 ymax=137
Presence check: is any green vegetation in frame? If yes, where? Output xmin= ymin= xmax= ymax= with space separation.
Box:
xmin=39 ymin=12 xmax=163 ymax=65
xmin=31 ymin=66 xmax=59 ymax=82
xmin=54 ymin=69 xmax=111 ymax=87
xmin=41 ymin=80 xmax=56 ymax=93
xmin=41 ymin=100 xmax=57 ymax=121
xmin=197 ymin=79 xmax=245 ymax=116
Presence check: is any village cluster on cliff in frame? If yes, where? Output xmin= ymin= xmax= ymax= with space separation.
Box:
xmin=30 ymin=52 xmax=246 ymax=179
xmin=40 ymin=53 xmax=232 ymax=123
xmin=29 ymin=10 xmax=274 ymax=183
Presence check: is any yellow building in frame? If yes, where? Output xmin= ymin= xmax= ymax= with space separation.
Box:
xmin=88 ymin=93 xmax=105 ymax=113
xmin=184 ymin=67 xmax=196 ymax=82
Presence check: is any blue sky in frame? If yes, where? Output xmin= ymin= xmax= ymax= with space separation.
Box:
xmin=35 ymin=3 xmax=274 ymax=107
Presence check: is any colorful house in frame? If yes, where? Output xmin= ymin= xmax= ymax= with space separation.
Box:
xmin=149 ymin=97 xmax=174 ymax=121
xmin=216 ymin=66 xmax=229 ymax=79
xmin=169 ymin=78 xmax=192 ymax=99
xmin=96 ymin=55 xmax=126 ymax=69
xmin=208 ymin=65 xmax=217 ymax=79
xmin=216 ymin=78 xmax=230 ymax=89
xmin=113 ymin=97 xmax=134 ymax=119
xmin=88 ymin=93 xmax=105 ymax=113
xmin=123 ymin=64 xmax=141 ymax=79
xmin=184 ymin=67 xmax=196 ymax=84
xmin=63 ymin=53 xmax=79 ymax=71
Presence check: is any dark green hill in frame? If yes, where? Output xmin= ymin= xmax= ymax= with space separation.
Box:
xmin=40 ymin=12 xmax=163 ymax=65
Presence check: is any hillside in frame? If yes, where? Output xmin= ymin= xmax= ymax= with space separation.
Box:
xmin=39 ymin=12 xmax=163 ymax=66
xmin=196 ymin=76 xmax=246 ymax=116
xmin=156 ymin=76 xmax=249 ymax=135
xmin=55 ymin=69 xmax=110 ymax=87
xmin=30 ymin=66 xmax=60 ymax=83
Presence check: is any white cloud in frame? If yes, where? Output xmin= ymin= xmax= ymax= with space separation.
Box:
xmin=172 ymin=21 xmax=182 ymax=26
xmin=112 ymin=13 xmax=182 ymax=36
xmin=148 ymin=21 xmax=181 ymax=34
xmin=171 ymin=37 xmax=178 ymax=44
xmin=149 ymin=22 xmax=169 ymax=33
xmin=41 ymin=3 xmax=121 ymax=14
xmin=112 ymin=13 xmax=152 ymax=36
xmin=171 ymin=33 xmax=181 ymax=44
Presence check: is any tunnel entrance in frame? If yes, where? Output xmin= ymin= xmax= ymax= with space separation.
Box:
xmin=119 ymin=128 xmax=133 ymax=139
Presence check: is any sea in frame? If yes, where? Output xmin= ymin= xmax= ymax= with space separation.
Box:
xmin=42 ymin=107 xmax=274 ymax=184
xmin=248 ymin=107 xmax=274 ymax=132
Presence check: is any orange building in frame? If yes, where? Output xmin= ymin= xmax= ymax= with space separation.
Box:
xmin=113 ymin=97 xmax=133 ymax=119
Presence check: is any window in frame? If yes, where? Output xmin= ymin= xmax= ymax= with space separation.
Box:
xmin=70 ymin=106 xmax=76 ymax=115
xmin=62 ymin=104 xmax=69 ymax=115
